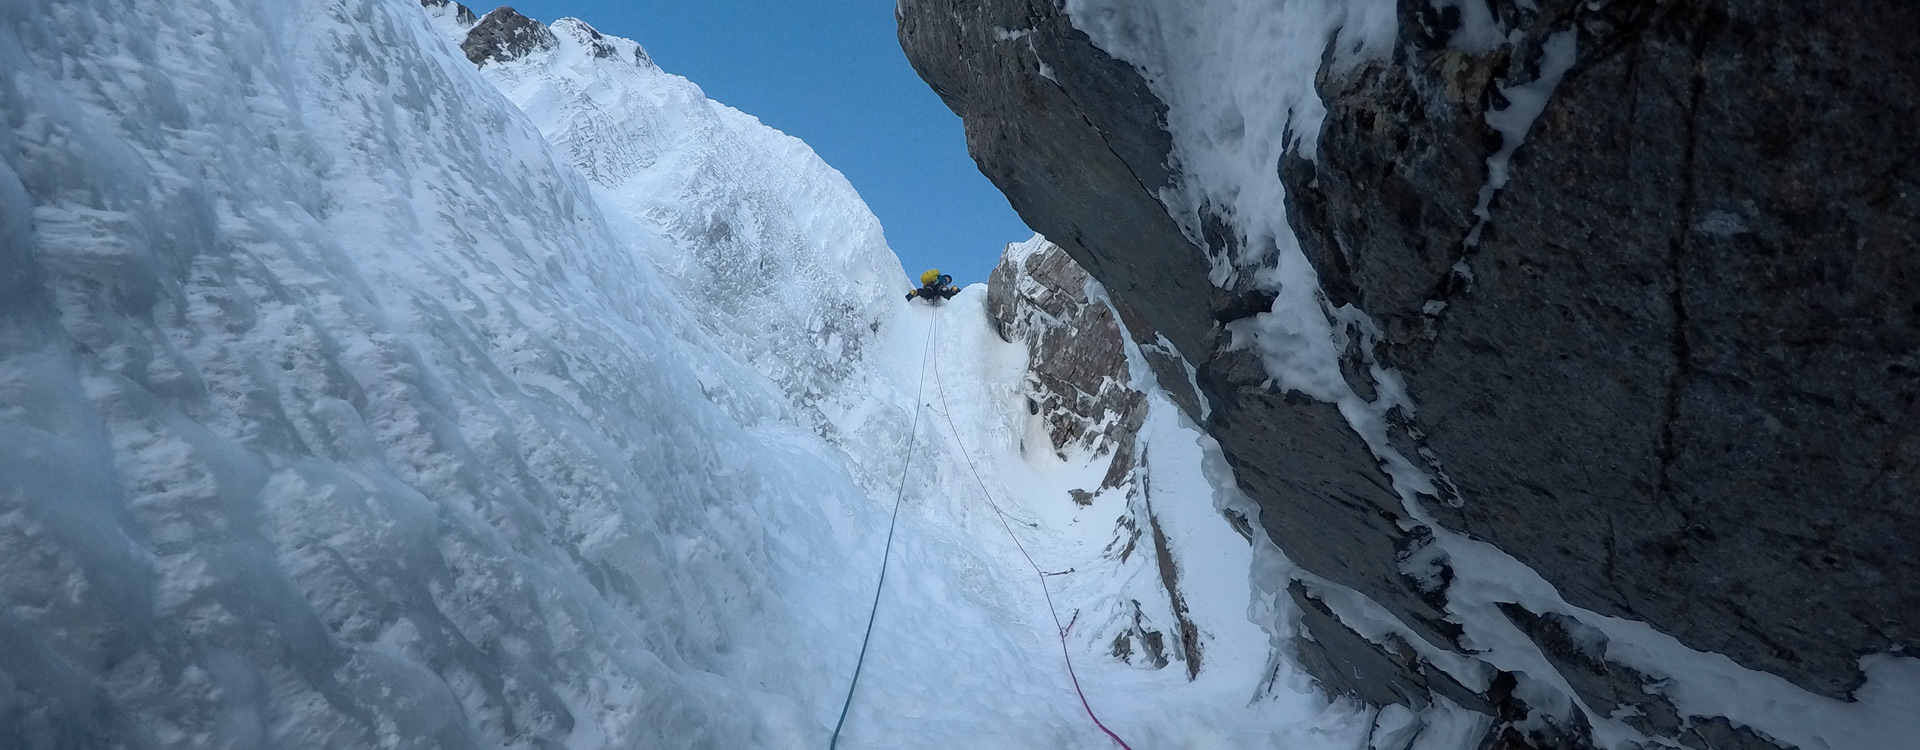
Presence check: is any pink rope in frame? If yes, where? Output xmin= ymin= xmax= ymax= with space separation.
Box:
xmin=930 ymin=325 xmax=1136 ymax=750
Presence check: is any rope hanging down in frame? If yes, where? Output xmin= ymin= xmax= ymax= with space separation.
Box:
xmin=828 ymin=307 xmax=938 ymax=749
xmin=931 ymin=339 xmax=1137 ymax=750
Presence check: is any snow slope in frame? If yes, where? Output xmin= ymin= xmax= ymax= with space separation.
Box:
xmin=0 ymin=0 xmax=1376 ymax=748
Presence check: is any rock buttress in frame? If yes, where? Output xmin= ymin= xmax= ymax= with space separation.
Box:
xmin=1288 ymin=0 xmax=1920 ymax=699
xmin=901 ymin=0 xmax=1920 ymax=738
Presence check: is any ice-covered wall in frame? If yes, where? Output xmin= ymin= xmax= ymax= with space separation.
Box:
xmin=0 ymin=0 xmax=919 ymax=746
xmin=444 ymin=9 xmax=911 ymax=484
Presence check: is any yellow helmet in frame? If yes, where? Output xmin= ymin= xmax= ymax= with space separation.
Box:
xmin=920 ymin=269 xmax=942 ymax=285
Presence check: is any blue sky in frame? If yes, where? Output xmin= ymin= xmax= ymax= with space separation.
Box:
xmin=496 ymin=0 xmax=1031 ymax=287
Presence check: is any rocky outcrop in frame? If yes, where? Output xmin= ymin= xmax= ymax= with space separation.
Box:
xmin=987 ymin=238 xmax=1213 ymax=679
xmin=461 ymin=7 xmax=557 ymax=67
xmin=902 ymin=0 xmax=1919 ymax=745
xmin=986 ymin=237 xmax=1145 ymax=488
xmin=1288 ymin=582 xmax=1489 ymax=714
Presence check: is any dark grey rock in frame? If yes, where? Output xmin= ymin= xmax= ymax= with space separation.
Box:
xmin=1498 ymin=604 xmax=1681 ymax=741
xmin=1145 ymin=496 xmax=1203 ymax=680
xmin=1288 ymin=583 xmax=1489 ymax=714
xmin=899 ymin=0 xmax=1478 ymax=719
xmin=1110 ymin=599 xmax=1171 ymax=670
xmin=1110 ymin=298 xmax=1206 ymax=423
xmin=461 ymin=7 xmax=556 ymax=68
xmin=1677 ymin=718 xmax=1788 ymax=750
xmin=899 ymin=0 xmax=1464 ymax=668
xmin=1499 ymin=603 xmax=1789 ymax=749
xmin=1204 ymin=347 xmax=1467 ymax=654
xmin=897 ymin=0 xmax=1220 ymax=366
xmin=1289 ymin=0 xmax=1920 ymax=698
xmin=1478 ymin=670 xmax=1599 ymax=750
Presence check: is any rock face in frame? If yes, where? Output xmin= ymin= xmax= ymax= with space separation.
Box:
xmin=1288 ymin=0 xmax=1920 ymax=700
xmin=986 ymin=237 xmax=1146 ymax=489
xmin=901 ymin=0 xmax=1920 ymax=744
xmin=461 ymin=7 xmax=557 ymax=67
xmin=897 ymin=0 xmax=1218 ymax=365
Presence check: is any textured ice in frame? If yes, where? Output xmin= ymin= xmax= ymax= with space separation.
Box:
xmin=1 ymin=0 xmax=877 ymax=745
xmin=460 ymin=15 xmax=912 ymax=486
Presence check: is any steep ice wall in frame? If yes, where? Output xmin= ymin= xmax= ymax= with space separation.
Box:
xmin=0 ymin=0 xmax=931 ymax=746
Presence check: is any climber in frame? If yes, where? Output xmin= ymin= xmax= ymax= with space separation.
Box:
xmin=906 ymin=269 xmax=960 ymax=302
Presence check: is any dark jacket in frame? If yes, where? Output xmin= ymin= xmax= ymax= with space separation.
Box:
xmin=907 ymin=278 xmax=959 ymax=301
